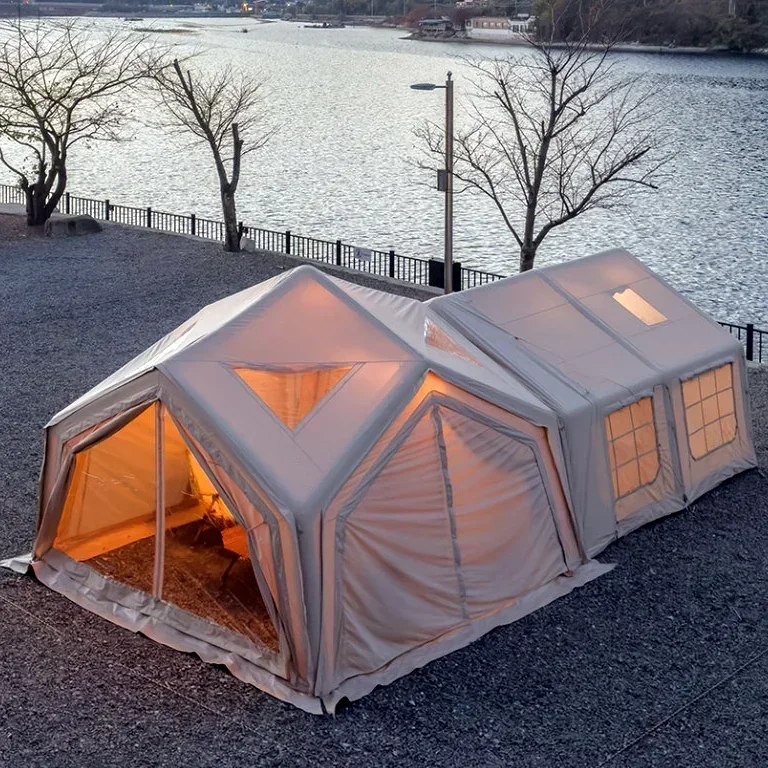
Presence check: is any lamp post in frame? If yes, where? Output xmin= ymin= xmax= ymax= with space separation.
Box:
xmin=411 ymin=72 xmax=454 ymax=293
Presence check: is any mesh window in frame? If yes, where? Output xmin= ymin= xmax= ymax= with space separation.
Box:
xmin=612 ymin=288 xmax=667 ymax=326
xmin=682 ymin=364 xmax=737 ymax=460
xmin=605 ymin=397 xmax=659 ymax=499
xmin=160 ymin=412 xmax=279 ymax=651
xmin=235 ymin=366 xmax=352 ymax=430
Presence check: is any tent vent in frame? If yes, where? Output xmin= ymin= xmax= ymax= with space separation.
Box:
xmin=235 ymin=366 xmax=352 ymax=430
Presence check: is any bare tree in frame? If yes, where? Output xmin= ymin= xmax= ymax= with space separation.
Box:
xmin=417 ymin=33 xmax=670 ymax=272
xmin=155 ymin=59 xmax=272 ymax=253
xmin=0 ymin=20 xmax=166 ymax=226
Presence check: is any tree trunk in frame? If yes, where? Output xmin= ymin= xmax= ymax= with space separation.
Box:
xmin=221 ymin=189 xmax=240 ymax=252
xmin=43 ymin=166 xmax=68 ymax=224
xmin=25 ymin=183 xmax=48 ymax=226
xmin=519 ymin=242 xmax=536 ymax=272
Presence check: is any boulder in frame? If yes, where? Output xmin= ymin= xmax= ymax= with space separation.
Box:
xmin=44 ymin=214 xmax=102 ymax=238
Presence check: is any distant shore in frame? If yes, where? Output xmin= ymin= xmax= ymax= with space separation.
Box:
xmin=406 ymin=32 xmax=768 ymax=57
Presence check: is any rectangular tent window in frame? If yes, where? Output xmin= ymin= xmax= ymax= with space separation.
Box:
xmin=159 ymin=410 xmax=280 ymax=651
xmin=612 ymin=288 xmax=667 ymax=326
xmin=682 ymin=363 xmax=737 ymax=460
xmin=605 ymin=397 xmax=659 ymax=499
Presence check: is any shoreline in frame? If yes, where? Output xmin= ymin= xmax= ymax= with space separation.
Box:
xmin=406 ymin=32 xmax=768 ymax=58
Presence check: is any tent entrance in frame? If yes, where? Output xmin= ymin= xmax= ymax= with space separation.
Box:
xmin=52 ymin=402 xmax=281 ymax=654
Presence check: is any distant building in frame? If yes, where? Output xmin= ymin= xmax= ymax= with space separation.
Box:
xmin=417 ymin=17 xmax=454 ymax=36
xmin=465 ymin=15 xmax=535 ymax=40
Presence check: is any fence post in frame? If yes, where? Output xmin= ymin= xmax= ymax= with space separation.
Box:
xmin=146 ymin=207 xmax=152 ymax=229
xmin=190 ymin=213 xmax=196 ymax=236
xmin=746 ymin=323 xmax=754 ymax=361
xmin=285 ymin=230 xmax=291 ymax=255
xmin=335 ymin=239 xmax=342 ymax=266
xmin=65 ymin=192 xmax=70 ymax=215
xmin=452 ymin=261 xmax=463 ymax=292
xmin=237 ymin=221 xmax=244 ymax=246
xmin=104 ymin=200 xmax=110 ymax=222
xmin=428 ymin=259 xmax=444 ymax=289
xmin=389 ymin=250 xmax=396 ymax=278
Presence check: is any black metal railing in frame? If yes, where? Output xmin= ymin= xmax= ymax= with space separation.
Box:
xmin=42 ymin=187 xmax=501 ymax=293
xmin=718 ymin=321 xmax=767 ymax=364
xmin=2 ymin=183 xmax=766 ymax=361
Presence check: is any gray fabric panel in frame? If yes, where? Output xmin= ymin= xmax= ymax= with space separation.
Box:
xmin=322 ymin=559 xmax=613 ymax=712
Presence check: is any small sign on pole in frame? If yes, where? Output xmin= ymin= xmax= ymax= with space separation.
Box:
xmin=437 ymin=169 xmax=448 ymax=192
xmin=354 ymin=246 xmax=372 ymax=262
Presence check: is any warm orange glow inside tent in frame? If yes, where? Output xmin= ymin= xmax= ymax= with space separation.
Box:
xmin=605 ymin=397 xmax=659 ymax=498
xmin=53 ymin=404 xmax=279 ymax=650
xmin=236 ymin=366 xmax=352 ymax=430
xmin=683 ymin=363 xmax=737 ymax=459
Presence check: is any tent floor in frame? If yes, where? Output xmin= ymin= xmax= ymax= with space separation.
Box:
xmin=87 ymin=521 xmax=279 ymax=651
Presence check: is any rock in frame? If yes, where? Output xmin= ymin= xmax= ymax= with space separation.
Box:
xmin=44 ymin=214 xmax=102 ymax=237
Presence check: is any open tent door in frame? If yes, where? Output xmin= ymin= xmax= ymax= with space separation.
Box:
xmin=51 ymin=402 xmax=281 ymax=654
xmin=159 ymin=408 xmax=280 ymax=652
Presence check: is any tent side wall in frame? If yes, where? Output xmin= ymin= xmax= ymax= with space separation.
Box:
xmin=32 ymin=373 xmax=321 ymax=713
xmin=315 ymin=373 xmax=600 ymax=709
xmin=430 ymin=254 xmax=757 ymax=558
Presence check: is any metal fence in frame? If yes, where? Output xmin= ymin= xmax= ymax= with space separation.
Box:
xmin=718 ymin=321 xmax=767 ymax=364
xmin=0 ymin=185 xmax=502 ymax=293
xmin=2 ymin=183 xmax=766 ymax=361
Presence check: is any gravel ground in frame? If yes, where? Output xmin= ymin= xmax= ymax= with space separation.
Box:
xmin=2 ymin=222 xmax=768 ymax=768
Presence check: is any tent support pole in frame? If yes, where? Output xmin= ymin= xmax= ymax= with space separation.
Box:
xmin=153 ymin=402 xmax=166 ymax=599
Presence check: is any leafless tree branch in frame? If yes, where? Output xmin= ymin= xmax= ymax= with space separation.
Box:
xmin=415 ymin=6 xmax=671 ymax=272
xmin=153 ymin=57 xmax=274 ymax=252
xmin=0 ymin=18 xmax=170 ymax=225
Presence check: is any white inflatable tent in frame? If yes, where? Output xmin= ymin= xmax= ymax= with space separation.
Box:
xmin=15 ymin=265 xmax=608 ymax=713
xmin=430 ymin=249 xmax=757 ymax=556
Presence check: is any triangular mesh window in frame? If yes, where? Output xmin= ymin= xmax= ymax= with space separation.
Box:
xmin=236 ymin=365 xmax=353 ymax=430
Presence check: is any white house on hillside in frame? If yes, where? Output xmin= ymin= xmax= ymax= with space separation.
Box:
xmin=465 ymin=15 xmax=536 ymax=40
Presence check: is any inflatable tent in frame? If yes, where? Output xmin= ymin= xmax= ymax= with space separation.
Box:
xmin=430 ymin=249 xmax=757 ymax=556
xmin=15 ymin=265 xmax=607 ymax=713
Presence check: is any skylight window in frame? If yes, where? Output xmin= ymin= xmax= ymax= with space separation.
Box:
xmin=612 ymin=288 xmax=666 ymax=326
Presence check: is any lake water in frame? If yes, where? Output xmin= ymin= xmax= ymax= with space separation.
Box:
xmin=4 ymin=19 xmax=768 ymax=324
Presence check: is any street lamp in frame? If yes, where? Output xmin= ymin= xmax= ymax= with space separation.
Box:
xmin=411 ymin=72 xmax=454 ymax=293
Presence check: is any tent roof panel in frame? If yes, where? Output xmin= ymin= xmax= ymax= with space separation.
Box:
xmin=544 ymin=249 xmax=650 ymax=300
xmin=179 ymin=267 xmax=418 ymax=365
xmin=459 ymin=272 xmax=564 ymax=327
xmin=430 ymin=249 xmax=741 ymax=406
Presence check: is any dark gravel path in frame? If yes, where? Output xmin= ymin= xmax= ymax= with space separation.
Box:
xmin=2 ymin=225 xmax=768 ymax=768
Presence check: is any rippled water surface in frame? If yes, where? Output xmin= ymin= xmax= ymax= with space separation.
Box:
xmin=6 ymin=19 xmax=768 ymax=323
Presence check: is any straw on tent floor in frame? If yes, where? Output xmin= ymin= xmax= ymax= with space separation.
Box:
xmin=88 ymin=521 xmax=279 ymax=651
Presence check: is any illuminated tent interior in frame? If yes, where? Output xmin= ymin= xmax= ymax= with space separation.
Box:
xmin=430 ymin=248 xmax=757 ymax=557
xmin=11 ymin=264 xmax=612 ymax=713
xmin=6 ymin=254 xmax=753 ymax=713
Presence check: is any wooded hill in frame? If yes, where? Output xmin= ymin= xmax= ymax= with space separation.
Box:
xmin=535 ymin=0 xmax=768 ymax=51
